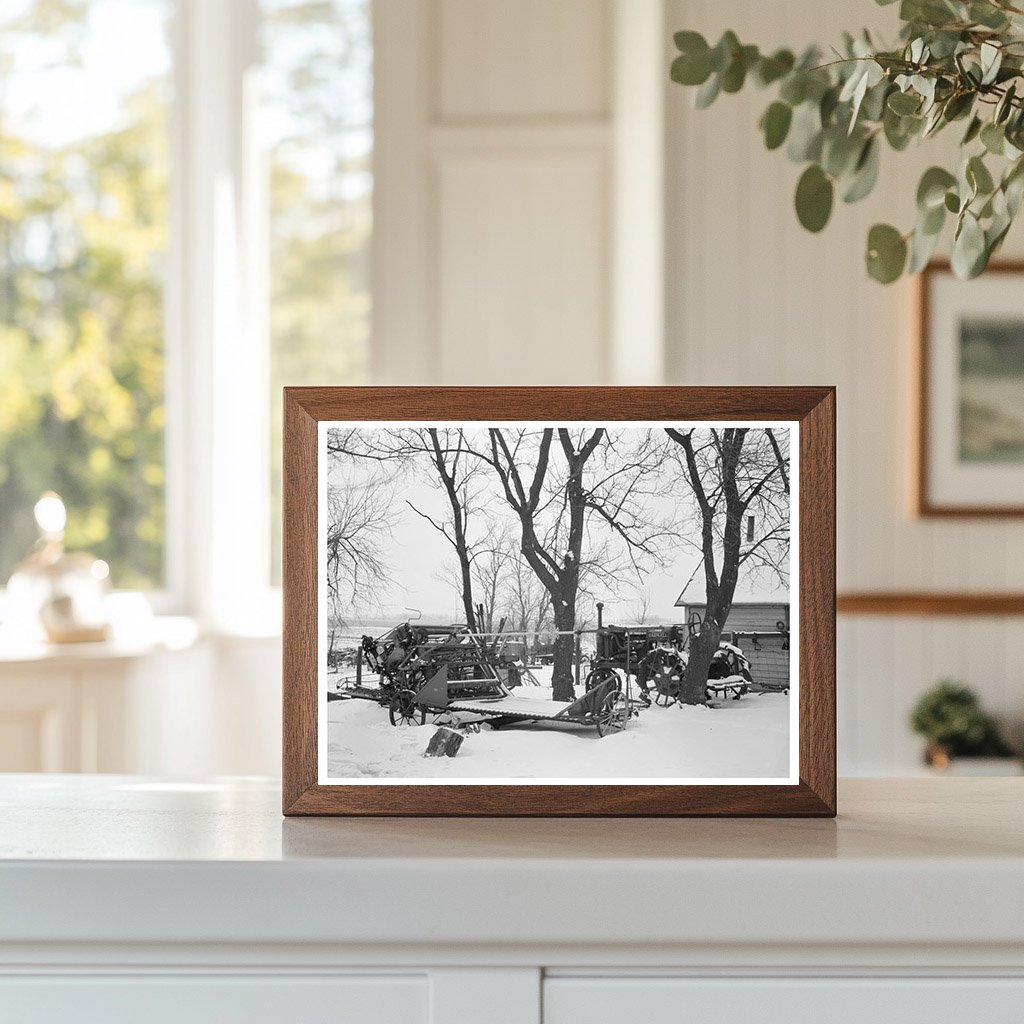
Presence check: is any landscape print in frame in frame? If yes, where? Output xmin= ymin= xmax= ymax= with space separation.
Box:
xmin=918 ymin=261 xmax=1024 ymax=516
xmin=282 ymin=388 xmax=836 ymax=816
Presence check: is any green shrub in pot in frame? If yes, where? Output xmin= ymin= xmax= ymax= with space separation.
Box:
xmin=909 ymin=680 xmax=1014 ymax=765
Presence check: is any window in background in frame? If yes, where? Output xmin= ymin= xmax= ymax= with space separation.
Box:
xmin=0 ymin=0 xmax=172 ymax=589
xmin=261 ymin=0 xmax=373 ymax=580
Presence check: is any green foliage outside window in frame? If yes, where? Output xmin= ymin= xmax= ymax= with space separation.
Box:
xmin=0 ymin=0 xmax=170 ymax=587
xmin=0 ymin=0 xmax=373 ymax=592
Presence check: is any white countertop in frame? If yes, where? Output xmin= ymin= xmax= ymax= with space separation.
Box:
xmin=1 ymin=776 xmax=1022 ymax=951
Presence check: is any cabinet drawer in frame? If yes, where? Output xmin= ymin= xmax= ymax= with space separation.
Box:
xmin=0 ymin=974 xmax=428 ymax=1024
xmin=544 ymin=977 xmax=1024 ymax=1024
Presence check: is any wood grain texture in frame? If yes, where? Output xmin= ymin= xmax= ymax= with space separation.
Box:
xmin=282 ymin=391 xmax=319 ymax=812
xmin=838 ymin=592 xmax=1024 ymax=616
xmin=282 ymin=387 xmax=836 ymax=817
xmin=916 ymin=260 xmax=1024 ymax=518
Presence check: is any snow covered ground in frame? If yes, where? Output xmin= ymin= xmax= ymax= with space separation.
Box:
xmin=325 ymin=680 xmax=791 ymax=782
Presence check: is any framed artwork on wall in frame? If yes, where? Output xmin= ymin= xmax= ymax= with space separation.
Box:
xmin=282 ymin=387 xmax=835 ymax=817
xmin=918 ymin=261 xmax=1024 ymax=517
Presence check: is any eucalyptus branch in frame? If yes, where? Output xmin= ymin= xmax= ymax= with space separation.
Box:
xmin=671 ymin=0 xmax=1024 ymax=283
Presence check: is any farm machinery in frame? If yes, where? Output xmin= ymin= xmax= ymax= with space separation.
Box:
xmin=583 ymin=603 xmax=755 ymax=706
xmin=334 ymin=601 xmax=782 ymax=737
xmin=345 ymin=621 xmax=632 ymax=736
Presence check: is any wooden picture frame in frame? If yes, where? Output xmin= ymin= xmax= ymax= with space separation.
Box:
xmin=917 ymin=260 xmax=1024 ymax=517
xmin=283 ymin=387 xmax=836 ymax=817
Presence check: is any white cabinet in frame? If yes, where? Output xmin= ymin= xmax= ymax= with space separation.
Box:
xmin=0 ymin=628 xmax=282 ymax=776
xmin=544 ymin=977 xmax=1024 ymax=1024
xmin=0 ymin=639 xmax=211 ymax=773
xmin=0 ymin=975 xmax=428 ymax=1024
xmin=2 ymin=778 xmax=1023 ymax=1024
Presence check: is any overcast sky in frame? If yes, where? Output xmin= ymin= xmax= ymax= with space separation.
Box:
xmin=325 ymin=425 xmax=790 ymax=629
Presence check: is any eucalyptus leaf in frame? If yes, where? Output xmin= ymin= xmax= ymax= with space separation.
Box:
xmin=795 ymin=164 xmax=834 ymax=232
xmin=908 ymin=222 xmax=942 ymax=273
xmin=861 ymin=79 xmax=892 ymax=122
xmin=921 ymin=200 xmax=946 ymax=235
xmin=842 ymin=137 xmax=881 ymax=203
xmin=967 ymin=154 xmax=995 ymax=195
xmin=952 ymin=212 xmax=987 ymax=278
xmin=779 ymin=73 xmax=807 ymax=106
xmin=710 ymin=31 xmax=740 ymax=73
xmin=671 ymin=51 xmax=712 ymax=87
xmin=787 ymin=101 xmax=823 ymax=162
xmin=996 ymin=83 xmax=1017 ymax=124
xmin=1004 ymin=158 xmax=1024 ymax=216
xmin=980 ymin=42 xmax=1003 ymax=86
xmin=820 ymin=85 xmax=841 ymax=126
xmin=962 ymin=115 xmax=983 ymax=145
xmin=981 ymin=121 xmax=1006 ymax=155
xmin=970 ymin=2 xmax=1009 ymax=29
xmin=921 ymin=102 xmax=942 ymax=138
xmin=866 ymin=223 xmax=908 ymax=283
xmin=884 ymin=106 xmax=922 ymax=150
xmin=942 ymin=92 xmax=974 ymax=122
xmin=822 ymin=129 xmax=863 ymax=178
xmin=917 ymin=166 xmax=957 ymax=210
xmin=754 ymin=49 xmax=795 ymax=87
xmin=694 ymin=73 xmax=721 ymax=109
xmin=721 ymin=44 xmax=759 ymax=93
xmin=760 ymin=101 xmax=793 ymax=150
xmin=888 ymin=90 xmax=921 ymax=115
xmin=1006 ymin=173 xmax=1024 ymax=218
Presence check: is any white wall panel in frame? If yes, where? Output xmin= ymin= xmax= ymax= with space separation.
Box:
xmin=438 ymin=0 xmax=610 ymax=120
xmin=375 ymin=0 xmax=624 ymax=385
xmin=437 ymin=151 xmax=608 ymax=384
xmin=665 ymin=0 xmax=1024 ymax=774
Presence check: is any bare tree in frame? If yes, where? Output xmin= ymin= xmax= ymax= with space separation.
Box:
xmin=631 ymin=589 xmax=652 ymax=625
xmin=437 ymin=521 xmax=516 ymax=634
xmin=330 ymin=427 xmax=484 ymax=630
xmin=476 ymin=428 xmax=678 ymax=701
xmin=324 ymin=473 xmax=396 ymax=656
xmin=470 ymin=523 xmax=516 ymax=634
xmin=408 ymin=428 xmax=482 ymax=630
xmin=666 ymin=427 xmax=790 ymax=704
xmin=501 ymin=536 xmax=552 ymax=663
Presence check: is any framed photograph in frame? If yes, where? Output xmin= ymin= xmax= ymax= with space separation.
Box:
xmin=918 ymin=261 xmax=1024 ymax=516
xmin=282 ymin=387 xmax=835 ymax=816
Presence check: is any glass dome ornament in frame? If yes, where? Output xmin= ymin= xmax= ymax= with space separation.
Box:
xmin=5 ymin=492 xmax=111 ymax=644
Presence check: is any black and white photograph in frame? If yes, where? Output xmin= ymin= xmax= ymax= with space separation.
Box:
xmin=318 ymin=422 xmax=798 ymax=784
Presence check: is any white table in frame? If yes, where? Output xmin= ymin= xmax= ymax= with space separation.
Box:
xmin=1 ymin=776 xmax=1023 ymax=1022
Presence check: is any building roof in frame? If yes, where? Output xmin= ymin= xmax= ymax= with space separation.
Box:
xmin=674 ymin=572 xmax=789 ymax=608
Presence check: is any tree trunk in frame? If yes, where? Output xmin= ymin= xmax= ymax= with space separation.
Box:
xmin=424 ymin=726 xmax=465 ymax=758
xmin=428 ymin=429 xmax=476 ymax=631
xmin=681 ymin=622 xmax=722 ymax=704
xmin=551 ymin=602 xmax=576 ymax=702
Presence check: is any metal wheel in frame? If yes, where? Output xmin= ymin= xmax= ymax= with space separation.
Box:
xmin=595 ymin=691 xmax=630 ymax=737
xmin=648 ymin=649 xmax=684 ymax=706
xmin=388 ymin=689 xmax=426 ymax=727
xmin=584 ymin=665 xmax=619 ymax=692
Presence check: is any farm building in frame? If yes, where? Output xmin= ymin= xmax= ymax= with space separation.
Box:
xmin=674 ymin=579 xmax=791 ymax=691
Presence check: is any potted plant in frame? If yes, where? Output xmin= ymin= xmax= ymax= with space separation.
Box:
xmin=909 ymin=680 xmax=1018 ymax=772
